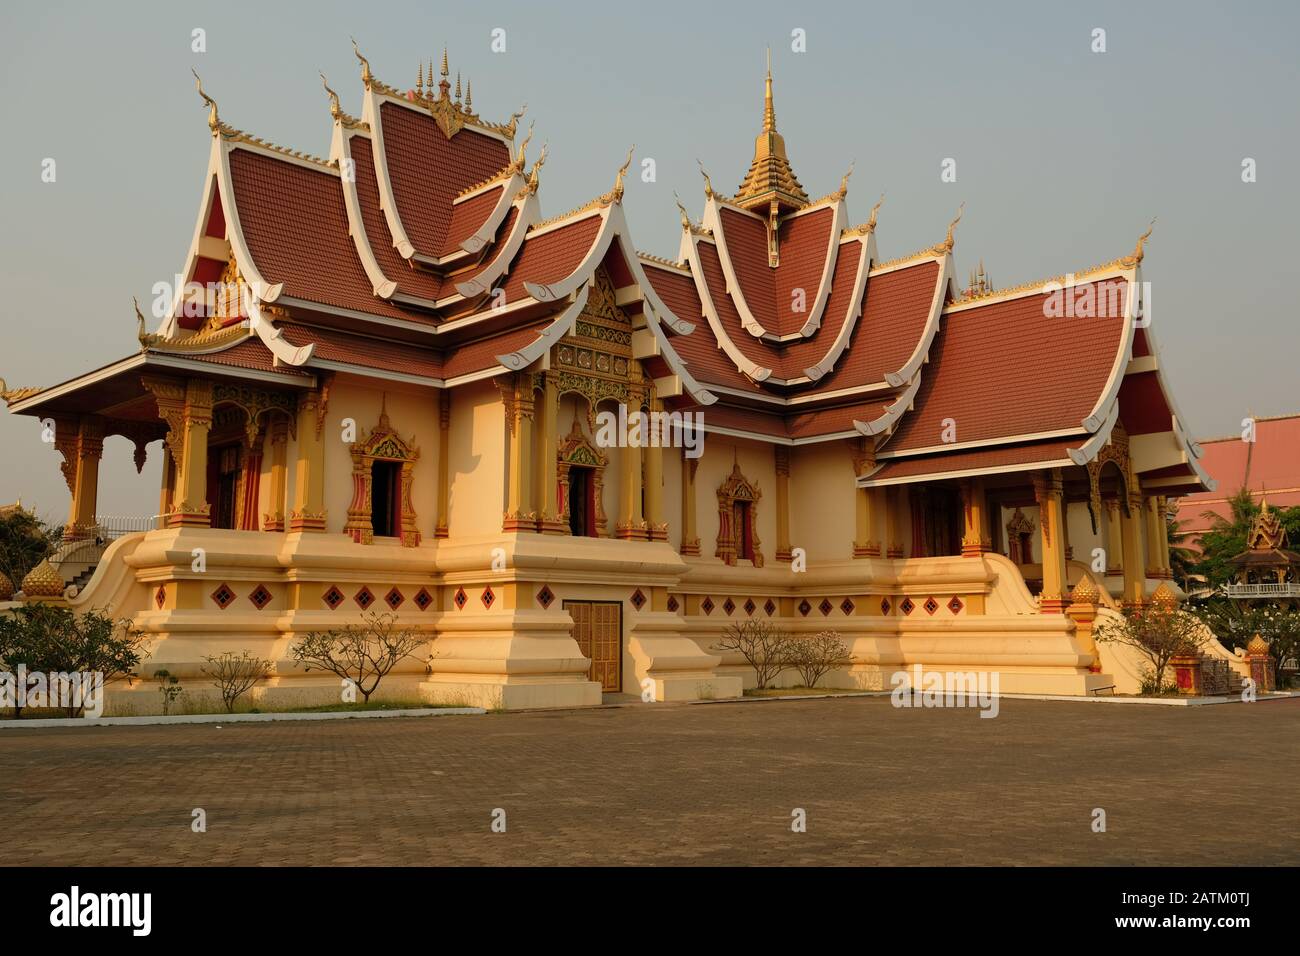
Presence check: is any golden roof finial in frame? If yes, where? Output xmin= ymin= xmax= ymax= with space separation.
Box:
xmin=607 ymin=144 xmax=635 ymax=204
xmin=867 ymin=192 xmax=884 ymax=231
xmin=733 ymin=49 xmax=809 ymax=212
xmin=674 ymin=191 xmax=691 ymax=229
xmin=351 ymin=37 xmax=372 ymax=88
xmin=134 ymin=297 xmax=159 ymax=350
xmin=441 ymin=47 xmax=449 ymax=78
xmin=935 ymin=202 xmax=964 ymax=253
xmin=465 ymin=78 xmax=472 ymax=112
xmin=454 ymin=71 xmax=462 ymax=103
xmin=416 ymin=61 xmax=425 ymax=97
xmin=697 ymin=159 xmax=715 ymax=199
xmin=836 ymin=161 xmax=855 ymax=200
xmin=504 ymin=103 xmax=527 ymax=139
xmin=192 ymin=69 xmax=220 ymax=134
xmin=1122 ymin=218 xmax=1156 ymax=267
xmin=320 ymin=72 xmax=342 ymax=120
xmin=524 ymin=141 xmax=547 ymax=194
xmin=512 ymin=120 xmax=535 ymax=172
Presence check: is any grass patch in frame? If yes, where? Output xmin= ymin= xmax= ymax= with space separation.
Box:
xmin=743 ymin=686 xmax=868 ymax=698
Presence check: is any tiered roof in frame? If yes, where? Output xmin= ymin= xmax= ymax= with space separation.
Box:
xmin=1 ymin=47 xmax=1212 ymax=497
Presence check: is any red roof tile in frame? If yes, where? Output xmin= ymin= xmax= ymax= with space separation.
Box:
xmin=377 ymin=102 xmax=511 ymax=259
xmin=498 ymin=216 xmax=603 ymax=302
xmin=884 ymin=280 xmax=1128 ymax=453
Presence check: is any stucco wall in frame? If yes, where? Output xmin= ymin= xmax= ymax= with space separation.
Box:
xmin=788 ymin=440 xmax=855 ymax=562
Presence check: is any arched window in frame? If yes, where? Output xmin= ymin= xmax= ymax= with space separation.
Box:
xmin=716 ymin=460 xmax=763 ymax=567
xmin=557 ymin=419 xmax=609 ymax=538
xmin=343 ymin=401 xmax=421 ymax=546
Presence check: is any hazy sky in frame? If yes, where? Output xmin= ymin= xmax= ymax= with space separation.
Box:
xmin=1 ymin=0 xmax=1297 ymax=523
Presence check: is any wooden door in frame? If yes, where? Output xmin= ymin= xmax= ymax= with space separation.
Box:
xmin=564 ymin=600 xmax=622 ymax=692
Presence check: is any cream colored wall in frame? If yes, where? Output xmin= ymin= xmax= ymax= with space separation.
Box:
xmin=317 ymin=379 xmax=439 ymax=537
xmin=663 ymin=445 xmax=683 ymax=549
xmin=448 ymin=378 xmax=505 ymax=536
xmin=593 ymin=398 xmax=623 ymax=534
xmin=788 ymin=440 xmax=855 ymax=561
xmin=694 ymin=435 xmax=777 ymax=565
xmin=1065 ymin=500 xmax=1105 ymax=569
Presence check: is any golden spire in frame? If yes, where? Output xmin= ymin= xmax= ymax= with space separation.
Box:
xmin=455 ymin=71 xmax=462 ymax=103
xmin=351 ymin=37 xmax=372 ymax=88
xmin=192 ymin=69 xmax=220 ymax=134
xmin=416 ymin=61 xmax=425 ymax=97
xmin=438 ymin=47 xmax=451 ymax=99
xmin=763 ymin=47 xmax=775 ymax=132
xmin=465 ymin=79 xmax=472 ymax=112
xmin=733 ymin=50 xmax=809 ymax=213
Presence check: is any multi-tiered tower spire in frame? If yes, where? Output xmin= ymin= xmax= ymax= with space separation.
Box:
xmin=733 ymin=49 xmax=809 ymax=214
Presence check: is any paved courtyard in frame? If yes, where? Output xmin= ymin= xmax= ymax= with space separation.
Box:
xmin=1 ymin=695 xmax=1295 ymax=866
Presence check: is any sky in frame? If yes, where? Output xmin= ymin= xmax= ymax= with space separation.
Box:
xmin=0 ymin=0 xmax=1297 ymax=523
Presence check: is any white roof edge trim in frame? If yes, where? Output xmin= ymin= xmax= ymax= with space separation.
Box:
xmin=854 ymin=374 xmax=923 ymax=436
xmin=366 ymin=89 xmax=418 ymax=259
xmin=1081 ymin=267 xmax=1139 ymax=432
xmin=794 ymin=201 xmax=846 ymax=338
xmin=215 ymin=138 xmax=284 ymax=305
xmin=452 ymin=193 xmax=539 ymax=299
xmin=494 ymin=284 xmax=589 ymax=370
xmin=682 ymin=231 xmax=773 ymax=382
xmin=884 ymin=254 xmax=951 ymax=388
xmin=705 ymin=197 xmax=768 ymax=337
xmin=803 ymin=236 xmax=870 ymax=381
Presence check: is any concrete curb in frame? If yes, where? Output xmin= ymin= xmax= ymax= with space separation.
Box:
xmin=688 ymin=690 xmax=1299 ymax=708
xmin=0 ymin=706 xmax=485 ymax=729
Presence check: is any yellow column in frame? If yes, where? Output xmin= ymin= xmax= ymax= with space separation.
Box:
xmin=680 ymin=452 xmax=700 ymax=555
xmin=169 ymin=380 xmax=213 ymax=528
xmin=1120 ymin=491 xmax=1146 ymax=607
xmin=616 ymin=434 xmax=645 ymax=539
xmin=263 ymin=418 xmax=289 ymax=531
xmin=1105 ymin=498 xmax=1123 ymax=574
xmin=1145 ymin=494 xmax=1166 ymax=578
xmin=959 ymin=478 xmax=991 ymax=556
xmin=1156 ymin=495 xmax=1172 ymax=577
xmin=158 ymin=451 xmax=175 ymax=522
xmin=775 ymin=446 xmax=792 ymax=560
xmin=536 ymin=373 xmax=564 ymax=534
xmin=502 ymin=373 xmax=536 ymax=532
xmin=852 ymin=438 xmax=878 ymax=558
xmin=644 ymin=395 xmax=666 ymax=541
xmin=58 ymin=417 xmax=104 ymax=541
xmin=289 ymin=385 xmax=327 ymax=532
xmin=1033 ymin=469 xmax=1068 ymax=613
xmin=884 ymin=487 xmax=905 ymax=558
xmin=435 ymin=388 xmax=451 ymax=538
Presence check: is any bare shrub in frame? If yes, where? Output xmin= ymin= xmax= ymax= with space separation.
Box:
xmin=292 ymin=610 xmax=427 ymax=703
xmin=789 ymin=629 xmax=852 ymax=688
xmin=1095 ymin=604 xmax=1208 ymax=692
xmin=712 ymin=619 xmax=794 ymax=689
xmin=201 ymin=650 xmax=274 ymax=713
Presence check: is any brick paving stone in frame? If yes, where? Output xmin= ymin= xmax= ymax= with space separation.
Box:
xmin=0 ymin=696 xmax=1296 ymax=866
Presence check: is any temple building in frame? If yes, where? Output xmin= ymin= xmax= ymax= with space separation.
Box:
xmin=0 ymin=48 xmax=1215 ymax=709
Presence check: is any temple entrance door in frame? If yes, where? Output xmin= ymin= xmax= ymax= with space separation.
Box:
xmin=208 ymin=443 xmax=241 ymax=530
xmin=564 ymin=600 xmax=622 ymax=692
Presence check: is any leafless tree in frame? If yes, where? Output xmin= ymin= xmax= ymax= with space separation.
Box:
xmin=201 ymin=650 xmax=274 ymax=713
xmin=712 ymin=619 xmax=795 ymax=689
xmin=292 ymin=610 xmax=427 ymax=703
xmin=789 ymin=629 xmax=852 ymax=688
